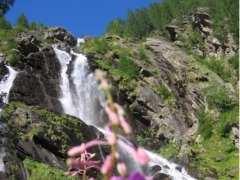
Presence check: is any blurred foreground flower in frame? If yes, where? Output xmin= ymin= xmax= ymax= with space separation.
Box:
xmin=66 ymin=70 xmax=150 ymax=180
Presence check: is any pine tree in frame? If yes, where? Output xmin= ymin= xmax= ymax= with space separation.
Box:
xmin=16 ymin=13 xmax=29 ymax=30
xmin=0 ymin=16 xmax=11 ymax=29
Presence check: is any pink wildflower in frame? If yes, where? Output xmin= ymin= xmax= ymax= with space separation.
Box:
xmin=117 ymin=162 xmax=127 ymax=176
xmin=68 ymin=139 xmax=108 ymax=157
xmin=105 ymin=105 xmax=120 ymax=125
xmin=134 ymin=148 xmax=150 ymax=165
xmin=66 ymin=151 xmax=101 ymax=176
xmin=119 ymin=116 xmax=132 ymax=134
xmin=101 ymin=155 xmax=114 ymax=175
xmin=106 ymin=132 xmax=117 ymax=145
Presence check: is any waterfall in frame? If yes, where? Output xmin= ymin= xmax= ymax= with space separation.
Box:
xmin=0 ymin=65 xmax=17 ymax=173
xmin=0 ymin=66 xmax=18 ymax=111
xmin=54 ymin=41 xmax=195 ymax=180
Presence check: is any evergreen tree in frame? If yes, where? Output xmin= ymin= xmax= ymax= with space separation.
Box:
xmin=0 ymin=15 xmax=11 ymax=29
xmin=16 ymin=13 xmax=29 ymax=30
xmin=106 ymin=0 xmax=239 ymax=42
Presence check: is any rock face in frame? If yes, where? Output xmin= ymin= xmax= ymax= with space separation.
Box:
xmin=85 ymin=36 xmax=203 ymax=148
xmin=9 ymin=46 xmax=62 ymax=112
xmin=166 ymin=7 xmax=237 ymax=58
xmin=6 ymin=28 xmax=78 ymax=113
xmin=1 ymin=102 xmax=100 ymax=170
xmin=144 ymin=38 xmax=200 ymax=138
xmin=0 ymin=121 xmax=27 ymax=180
xmin=16 ymin=33 xmax=40 ymax=56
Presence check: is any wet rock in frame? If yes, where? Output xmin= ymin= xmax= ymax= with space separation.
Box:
xmin=153 ymin=173 xmax=171 ymax=180
xmin=0 ymin=61 xmax=8 ymax=81
xmin=149 ymin=165 xmax=162 ymax=174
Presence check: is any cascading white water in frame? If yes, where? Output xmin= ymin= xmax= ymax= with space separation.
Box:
xmin=0 ymin=66 xmax=18 ymax=112
xmin=54 ymin=40 xmax=195 ymax=180
xmin=0 ymin=65 xmax=17 ymax=173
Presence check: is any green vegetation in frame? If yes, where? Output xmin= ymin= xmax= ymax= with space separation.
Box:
xmin=0 ymin=17 xmax=19 ymax=66
xmin=205 ymin=86 xmax=237 ymax=112
xmin=107 ymin=0 xmax=239 ymax=42
xmin=111 ymin=56 xmax=139 ymax=80
xmin=138 ymin=46 xmax=150 ymax=64
xmin=2 ymin=102 xmax=86 ymax=155
xmin=154 ymin=84 xmax=175 ymax=103
xmin=16 ymin=13 xmax=29 ymax=30
xmin=82 ymin=37 xmax=139 ymax=90
xmin=24 ymin=158 xmax=76 ymax=180
xmin=191 ymin=82 xmax=238 ymax=179
xmin=82 ymin=38 xmax=110 ymax=55
xmin=0 ymin=15 xmax=45 ymax=66
xmin=158 ymin=141 xmax=180 ymax=159
xmin=191 ymin=108 xmax=238 ymax=179
xmin=228 ymin=54 xmax=239 ymax=75
xmin=197 ymin=56 xmax=237 ymax=83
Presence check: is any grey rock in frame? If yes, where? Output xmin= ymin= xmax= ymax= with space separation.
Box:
xmin=45 ymin=27 xmax=77 ymax=47
xmin=0 ymin=121 xmax=27 ymax=180
xmin=9 ymin=46 xmax=62 ymax=112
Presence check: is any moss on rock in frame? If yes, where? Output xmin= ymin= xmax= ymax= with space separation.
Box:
xmin=1 ymin=101 xmax=95 ymax=156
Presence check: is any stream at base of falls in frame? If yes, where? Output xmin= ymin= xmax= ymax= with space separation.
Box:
xmin=54 ymin=40 xmax=195 ymax=180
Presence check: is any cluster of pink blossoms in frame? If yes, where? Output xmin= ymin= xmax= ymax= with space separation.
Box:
xmin=66 ymin=70 xmax=151 ymax=180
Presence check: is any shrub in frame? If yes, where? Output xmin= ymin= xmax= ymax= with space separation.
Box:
xmin=138 ymin=46 xmax=150 ymax=63
xmin=197 ymin=111 xmax=213 ymax=139
xmin=205 ymin=86 xmax=237 ymax=112
xmin=199 ymin=57 xmax=236 ymax=83
xmin=0 ymin=16 xmax=12 ymax=29
xmin=154 ymin=84 xmax=175 ymax=104
xmin=83 ymin=38 xmax=110 ymax=54
xmin=113 ymin=56 xmax=139 ymax=79
xmin=6 ymin=50 xmax=21 ymax=66
xmin=228 ymin=54 xmax=239 ymax=75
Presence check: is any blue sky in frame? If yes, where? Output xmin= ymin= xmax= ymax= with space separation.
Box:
xmin=6 ymin=0 xmax=159 ymax=37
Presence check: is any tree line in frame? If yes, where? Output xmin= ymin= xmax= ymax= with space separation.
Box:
xmin=106 ymin=0 xmax=239 ymax=42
